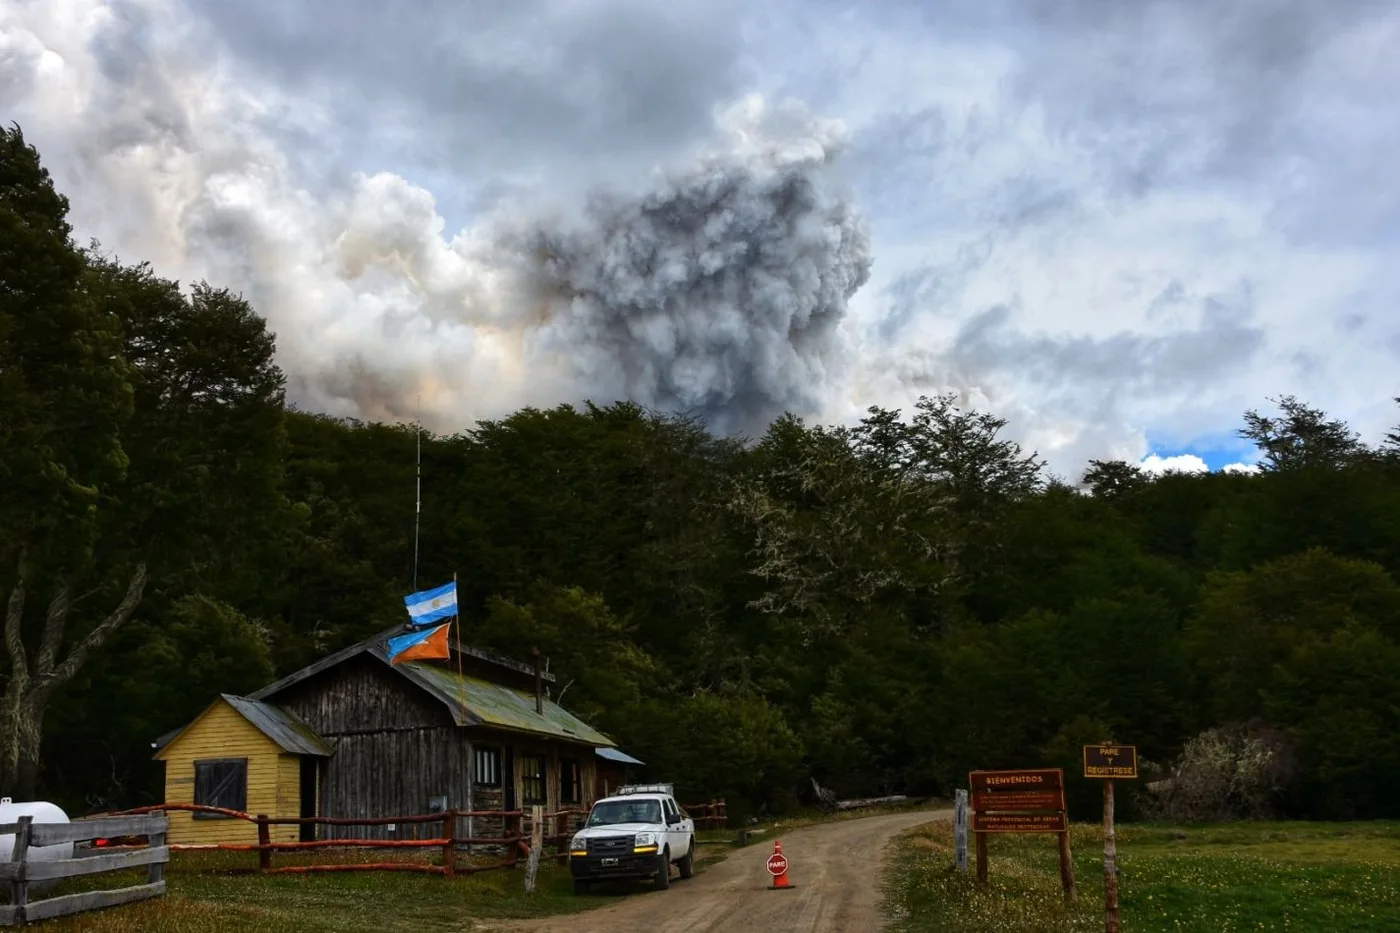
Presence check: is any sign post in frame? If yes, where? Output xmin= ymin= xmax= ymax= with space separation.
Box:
xmin=969 ymin=768 xmax=1073 ymax=899
xmin=1083 ymin=744 xmax=1138 ymax=933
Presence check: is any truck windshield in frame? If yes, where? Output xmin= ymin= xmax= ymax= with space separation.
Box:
xmin=587 ymin=799 xmax=662 ymax=826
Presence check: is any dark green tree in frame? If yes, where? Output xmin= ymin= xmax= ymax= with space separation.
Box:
xmin=0 ymin=126 xmax=140 ymax=797
xmin=1081 ymin=459 xmax=1146 ymax=499
xmin=1239 ymin=395 xmax=1362 ymax=471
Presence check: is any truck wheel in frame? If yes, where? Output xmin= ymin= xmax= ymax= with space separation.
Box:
xmin=678 ymin=845 xmax=695 ymax=879
xmin=573 ymin=879 xmax=591 ymax=895
xmin=655 ymin=848 xmax=672 ymax=890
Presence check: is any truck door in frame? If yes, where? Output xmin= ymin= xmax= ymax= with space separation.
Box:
xmin=663 ymin=797 xmax=688 ymax=856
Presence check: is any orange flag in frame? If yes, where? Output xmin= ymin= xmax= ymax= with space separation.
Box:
xmin=387 ymin=622 xmax=451 ymax=664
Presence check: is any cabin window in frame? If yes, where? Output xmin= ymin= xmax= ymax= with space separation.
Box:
xmin=521 ymin=754 xmax=546 ymax=804
xmin=474 ymin=747 xmax=501 ymax=787
xmin=193 ymin=758 xmax=248 ymax=818
xmin=560 ymin=757 xmax=581 ymax=804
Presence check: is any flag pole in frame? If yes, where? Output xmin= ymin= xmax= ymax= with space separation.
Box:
xmin=413 ymin=395 xmax=422 ymax=591
xmin=453 ymin=572 xmax=464 ymax=679
xmin=453 ymin=571 xmax=471 ymax=848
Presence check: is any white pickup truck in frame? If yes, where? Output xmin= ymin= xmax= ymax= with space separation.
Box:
xmin=568 ymin=783 xmax=696 ymax=893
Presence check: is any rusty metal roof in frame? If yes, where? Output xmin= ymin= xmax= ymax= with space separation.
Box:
xmin=385 ymin=657 xmax=615 ymax=747
xmin=222 ymin=694 xmax=333 ymax=756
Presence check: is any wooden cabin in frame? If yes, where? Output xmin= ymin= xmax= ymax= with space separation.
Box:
xmin=153 ymin=630 xmax=635 ymax=842
xmin=153 ymin=694 xmax=331 ymax=845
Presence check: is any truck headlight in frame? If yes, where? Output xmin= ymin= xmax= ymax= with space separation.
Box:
xmin=634 ymin=831 xmax=658 ymax=853
xmin=570 ymin=835 xmax=588 ymax=857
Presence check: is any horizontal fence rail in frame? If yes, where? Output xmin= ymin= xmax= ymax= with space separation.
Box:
xmin=0 ymin=812 xmax=168 ymax=926
xmin=103 ymin=798 xmax=725 ymax=878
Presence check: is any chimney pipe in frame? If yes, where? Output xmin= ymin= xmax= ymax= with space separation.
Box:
xmin=532 ymin=646 xmax=543 ymax=715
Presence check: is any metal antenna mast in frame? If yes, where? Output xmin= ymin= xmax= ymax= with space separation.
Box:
xmin=413 ymin=394 xmax=422 ymax=590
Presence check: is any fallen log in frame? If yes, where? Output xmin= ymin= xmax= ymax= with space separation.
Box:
xmin=834 ymin=795 xmax=909 ymax=811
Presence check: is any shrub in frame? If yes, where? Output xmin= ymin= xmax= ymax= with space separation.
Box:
xmin=1146 ymin=721 xmax=1297 ymax=821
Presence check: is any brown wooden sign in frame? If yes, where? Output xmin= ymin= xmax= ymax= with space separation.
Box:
xmin=970 ymin=768 xmax=1063 ymax=793
xmin=967 ymin=767 xmax=1075 ymax=898
xmin=974 ymin=811 xmax=1069 ymax=833
xmin=1083 ymin=744 xmax=1138 ymax=779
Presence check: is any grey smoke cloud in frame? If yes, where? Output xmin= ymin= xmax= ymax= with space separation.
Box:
xmin=491 ymin=100 xmax=872 ymax=434
xmin=280 ymin=96 xmax=873 ymax=433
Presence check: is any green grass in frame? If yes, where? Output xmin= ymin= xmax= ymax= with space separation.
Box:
xmin=885 ymin=819 xmax=1400 ymax=932
xmin=21 ymin=803 xmax=945 ymax=930
xmin=33 ymin=849 xmax=630 ymax=932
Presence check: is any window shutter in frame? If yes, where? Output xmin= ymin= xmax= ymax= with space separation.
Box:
xmin=194 ymin=758 xmax=248 ymax=816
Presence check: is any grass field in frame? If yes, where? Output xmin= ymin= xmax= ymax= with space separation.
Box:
xmin=885 ymin=818 xmax=1400 ymax=932
xmin=19 ymin=802 xmax=939 ymax=930
xmin=33 ymin=849 xmax=625 ymax=932
xmin=29 ymin=816 xmax=773 ymax=932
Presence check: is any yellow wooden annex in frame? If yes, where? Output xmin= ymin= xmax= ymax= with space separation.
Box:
xmin=153 ymin=694 xmax=332 ymax=845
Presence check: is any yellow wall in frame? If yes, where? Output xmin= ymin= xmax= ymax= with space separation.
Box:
xmin=277 ymin=753 xmax=303 ymax=822
xmin=157 ymin=699 xmax=303 ymax=844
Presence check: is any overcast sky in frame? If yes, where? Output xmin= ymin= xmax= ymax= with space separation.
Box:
xmin=4 ymin=0 xmax=1397 ymax=478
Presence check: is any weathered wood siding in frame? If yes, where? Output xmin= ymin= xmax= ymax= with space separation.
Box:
xmin=595 ymin=762 xmax=630 ymax=799
xmin=316 ymin=727 xmax=473 ymax=840
xmin=157 ymin=701 xmax=300 ymax=844
xmin=275 ymin=655 xmax=453 ymax=734
xmin=273 ymin=657 xmax=465 ymax=840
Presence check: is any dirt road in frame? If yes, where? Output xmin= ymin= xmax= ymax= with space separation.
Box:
xmin=481 ymin=808 xmax=947 ymax=933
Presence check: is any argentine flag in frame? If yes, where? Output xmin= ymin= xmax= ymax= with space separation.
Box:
xmin=404 ymin=580 xmax=457 ymax=625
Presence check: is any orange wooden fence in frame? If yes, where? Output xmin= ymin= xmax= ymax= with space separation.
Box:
xmin=108 ymin=798 xmax=725 ymax=877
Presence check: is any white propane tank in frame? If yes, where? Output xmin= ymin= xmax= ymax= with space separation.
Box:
xmin=0 ymin=797 xmax=75 ymax=864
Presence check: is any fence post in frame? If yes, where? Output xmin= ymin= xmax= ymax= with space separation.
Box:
xmin=442 ymin=810 xmax=456 ymax=880
xmin=257 ymin=815 xmax=271 ymax=872
xmin=954 ymin=789 xmax=969 ymax=872
xmin=9 ymin=815 xmax=31 ymax=922
xmin=148 ymin=811 xmax=167 ymax=887
xmin=524 ymin=805 xmax=544 ymax=894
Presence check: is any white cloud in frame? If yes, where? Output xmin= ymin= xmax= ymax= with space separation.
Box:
xmin=1139 ymin=454 xmax=1210 ymax=475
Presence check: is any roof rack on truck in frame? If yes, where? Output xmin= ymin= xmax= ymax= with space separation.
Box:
xmin=616 ymin=783 xmax=674 ymax=797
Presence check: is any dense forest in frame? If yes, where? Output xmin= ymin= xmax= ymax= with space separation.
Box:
xmin=5 ymin=126 xmax=1399 ymax=824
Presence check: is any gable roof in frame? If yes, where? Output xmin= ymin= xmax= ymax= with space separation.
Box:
xmin=154 ymin=694 xmax=332 ymax=759
xmin=249 ymin=627 xmax=611 ymax=747
xmin=222 ymin=695 xmax=333 ymax=756
xmin=249 ymin=627 xmax=556 ymax=703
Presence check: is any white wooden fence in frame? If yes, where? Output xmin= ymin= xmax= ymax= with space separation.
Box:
xmin=0 ymin=812 xmax=167 ymax=926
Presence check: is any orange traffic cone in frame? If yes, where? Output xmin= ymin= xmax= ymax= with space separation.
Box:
xmin=767 ymin=839 xmax=796 ymax=889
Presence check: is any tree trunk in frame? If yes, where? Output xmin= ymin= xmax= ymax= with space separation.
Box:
xmin=0 ymin=688 xmax=46 ymax=800
xmin=0 ymin=561 xmax=147 ymax=799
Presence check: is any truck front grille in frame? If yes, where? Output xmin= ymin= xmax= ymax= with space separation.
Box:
xmin=587 ymin=835 xmax=632 ymax=855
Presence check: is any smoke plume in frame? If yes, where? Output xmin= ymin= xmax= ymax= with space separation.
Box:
xmin=306 ymin=96 xmax=872 ymax=433
xmin=488 ymin=97 xmax=872 ymax=434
